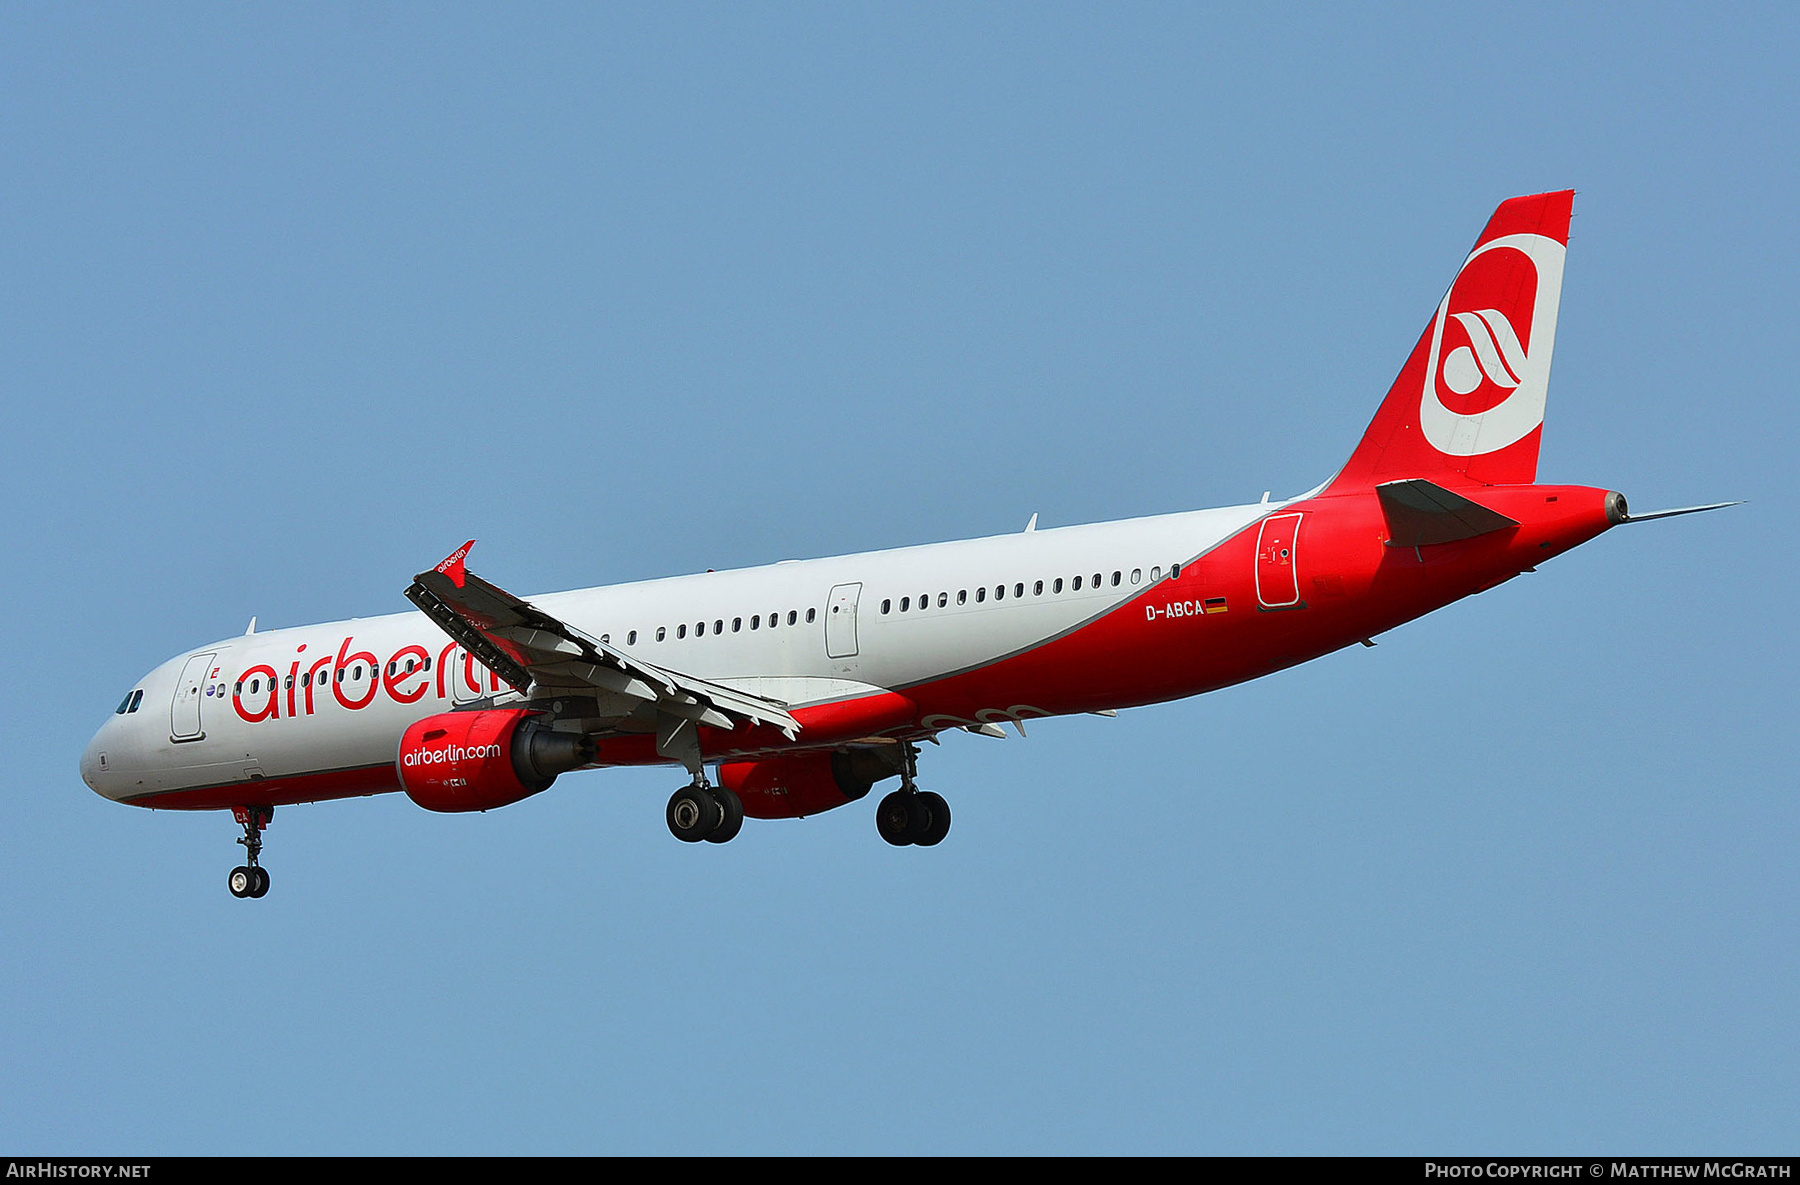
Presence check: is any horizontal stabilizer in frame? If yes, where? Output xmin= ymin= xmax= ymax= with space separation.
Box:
xmin=1378 ymin=479 xmax=1520 ymax=548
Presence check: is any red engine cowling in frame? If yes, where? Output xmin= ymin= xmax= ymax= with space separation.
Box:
xmin=396 ymin=708 xmax=592 ymax=813
xmin=718 ymin=748 xmax=902 ymax=819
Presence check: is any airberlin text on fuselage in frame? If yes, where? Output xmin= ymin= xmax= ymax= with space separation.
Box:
xmin=231 ymin=636 xmax=500 ymax=724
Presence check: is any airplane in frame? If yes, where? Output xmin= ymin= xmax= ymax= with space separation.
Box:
xmin=80 ymin=190 xmax=1734 ymax=897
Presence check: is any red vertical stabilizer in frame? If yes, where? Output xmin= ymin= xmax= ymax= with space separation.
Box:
xmin=1329 ymin=190 xmax=1574 ymax=493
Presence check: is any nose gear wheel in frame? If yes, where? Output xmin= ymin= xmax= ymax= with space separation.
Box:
xmin=227 ymin=806 xmax=273 ymax=899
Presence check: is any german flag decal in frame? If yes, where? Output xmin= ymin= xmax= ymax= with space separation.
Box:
xmin=1203 ymin=597 xmax=1229 ymax=614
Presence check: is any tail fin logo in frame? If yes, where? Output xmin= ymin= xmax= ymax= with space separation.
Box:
xmin=1419 ymin=233 xmax=1565 ymax=457
xmin=1442 ymin=310 xmax=1526 ymax=394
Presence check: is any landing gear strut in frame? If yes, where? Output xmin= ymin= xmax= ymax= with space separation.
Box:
xmin=876 ymin=744 xmax=950 ymax=847
xmin=666 ymin=776 xmax=744 ymax=844
xmin=228 ymin=805 xmax=272 ymax=899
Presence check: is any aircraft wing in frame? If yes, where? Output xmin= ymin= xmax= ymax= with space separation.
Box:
xmin=405 ymin=541 xmax=799 ymax=741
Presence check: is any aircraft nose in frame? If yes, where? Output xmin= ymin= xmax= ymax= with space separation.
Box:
xmin=80 ymin=725 xmax=111 ymax=797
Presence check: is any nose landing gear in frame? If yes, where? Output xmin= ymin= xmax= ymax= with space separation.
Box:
xmin=228 ymin=805 xmax=272 ymax=899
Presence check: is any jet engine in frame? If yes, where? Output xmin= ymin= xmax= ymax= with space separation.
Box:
xmin=396 ymin=708 xmax=592 ymax=813
xmin=718 ymin=748 xmax=903 ymax=819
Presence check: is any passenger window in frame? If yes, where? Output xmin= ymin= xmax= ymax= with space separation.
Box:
xmin=1112 ymin=571 xmax=1122 ymax=587
xmin=882 ymin=599 xmax=892 ymax=614
xmin=1150 ymin=566 xmax=1162 ymax=582
xmin=1073 ymin=575 xmax=1083 ymax=591
xmin=234 ymin=681 xmax=243 ymax=695
xmin=733 ymin=618 xmax=742 ymax=632
xmin=285 ymin=675 xmax=294 ymax=691
xmin=716 ymin=620 xmax=724 ymax=634
xmin=1093 ymin=573 xmax=1103 ymax=588
xmin=656 ymin=627 xmax=666 ymax=642
xmin=787 ymin=611 xmax=797 ymax=625
xmin=1131 ymin=569 xmax=1142 ymax=584
xmin=696 ymin=621 xmax=706 ymax=636
xmin=1171 ymin=563 xmax=1182 ymax=578
xmin=806 ymin=608 xmax=816 ymax=623
xmin=677 ymin=624 xmax=687 ymax=639
xmin=600 ymin=635 xmax=609 ymax=645
xmin=627 ymin=630 xmax=638 ymax=645
xmin=937 ymin=592 xmax=947 ymax=608
xmin=994 ymin=585 xmax=1005 ymax=601
xmin=1054 ymin=578 xmax=1063 ymax=593
xmin=751 ymin=615 xmax=760 ymax=630
xmin=770 ymin=610 xmax=779 ymax=626
xmin=900 ymin=597 xmax=910 ymax=612
xmin=957 ymin=590 xmax=967 ymax=605
xmin=1033 ymin=581 xmax=1043 ymax=596
xmin=1014 ymin=583 xmax=1024 ymax=598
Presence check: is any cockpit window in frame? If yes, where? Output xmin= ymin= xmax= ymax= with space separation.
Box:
xmin=129 ymin=689 xmax=143 ymax=713
xmin=115 ymin=692 xmax=133 ymax=714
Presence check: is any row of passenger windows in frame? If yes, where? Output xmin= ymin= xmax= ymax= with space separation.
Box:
xmin=217 ymin=561 xmax=1184 ymax=700
xmin=222 ymin=607 xmax=821 ymax=700
xmin=879 ymin=563 xmax=1179 ymax=616
xmin=235 ymin=655 xmax=431 ymax=697
xmin=603 ymin=607 xmax=819 ymax=647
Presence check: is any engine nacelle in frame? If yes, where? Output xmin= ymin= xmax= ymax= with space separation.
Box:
xmin=396 ymin=708 xmax=592 ymax=813
xmin=718 ymin=748 xmax=903 ymax=819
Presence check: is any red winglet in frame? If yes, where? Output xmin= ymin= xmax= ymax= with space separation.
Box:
xmin=436 ymin=540 xmax=476 ymax=589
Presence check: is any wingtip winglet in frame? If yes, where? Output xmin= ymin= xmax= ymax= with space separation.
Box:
xmin=436 ymin=540 xmax=477 ymax=589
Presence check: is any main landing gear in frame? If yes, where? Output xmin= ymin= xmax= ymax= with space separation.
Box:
xmin=666 ymin=777 xmax=744 ymax=844
xmin=876 ymin=744 xmax=950 ymax=847
xmin=228 ymin=805 xmax=273 ymax=899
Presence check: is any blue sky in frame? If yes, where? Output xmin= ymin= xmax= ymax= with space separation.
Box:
xmin=3 ymin=4 xmax=1794 ymax=1154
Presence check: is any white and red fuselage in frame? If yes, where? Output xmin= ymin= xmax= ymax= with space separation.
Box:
xmin=79 ymin=483 xmax=1619 ymax=814
xmin=80 ymin=191 xmax=1694 ymax=851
